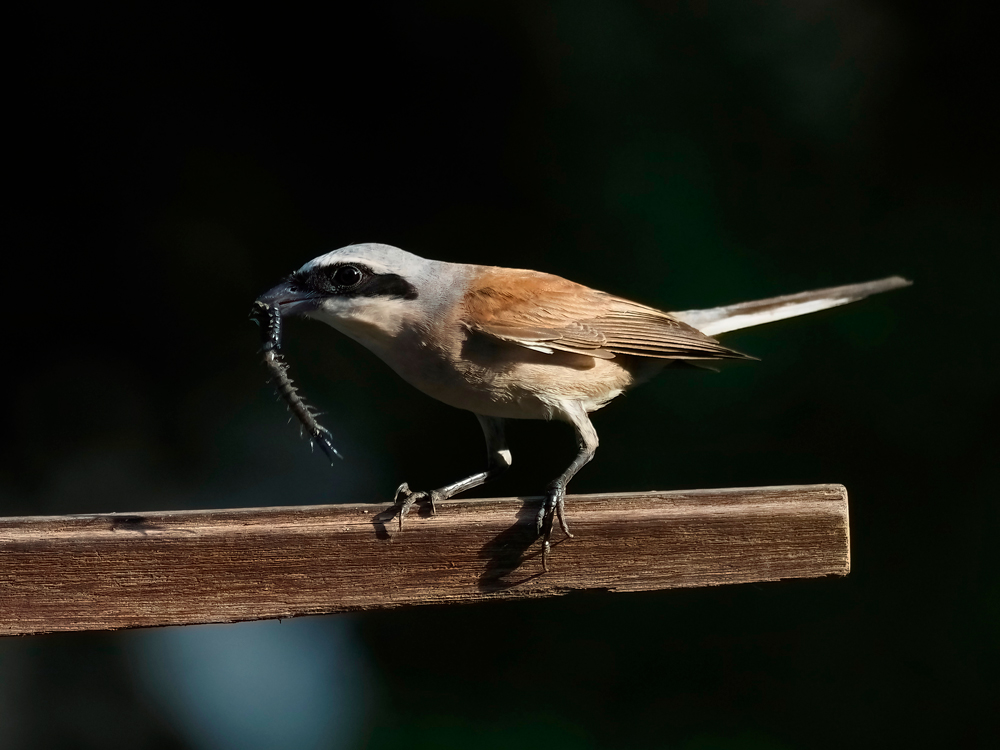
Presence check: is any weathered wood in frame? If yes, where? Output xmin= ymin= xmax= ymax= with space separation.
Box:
xmin=0 ymin=484 xmax=849 ymax=636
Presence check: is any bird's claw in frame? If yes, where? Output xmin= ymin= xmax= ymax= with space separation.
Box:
xmin=536 ymin=487 xmax=574 ymax=571
xmin=375 ymin=482 xmax=439 ymax=531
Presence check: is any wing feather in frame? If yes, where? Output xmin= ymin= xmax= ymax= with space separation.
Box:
xmin=462 ymin=268 xmax=751 ymax=361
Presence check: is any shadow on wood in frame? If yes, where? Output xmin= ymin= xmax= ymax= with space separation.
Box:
xmin=0 ymin=484 xmax=849 ymax=636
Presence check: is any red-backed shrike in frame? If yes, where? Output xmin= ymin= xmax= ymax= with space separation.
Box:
xmin=254 ymin=243 xmax=909 ymax=564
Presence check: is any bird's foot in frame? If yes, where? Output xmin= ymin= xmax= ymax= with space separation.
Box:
xmin=374 ymin=482 xmax=440 ymax=531
xmin=535 ymin=487 xmax=574 ymax=572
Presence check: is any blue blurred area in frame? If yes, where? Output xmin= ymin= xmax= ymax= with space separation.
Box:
xmin=126 ymin=618 xmax=374 ymax=750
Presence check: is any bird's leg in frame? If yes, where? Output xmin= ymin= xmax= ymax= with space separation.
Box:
xmin=377 ymin=415 xmax=510 ymax=531
xmin=537 ymin=404 xmax=598 ymax=571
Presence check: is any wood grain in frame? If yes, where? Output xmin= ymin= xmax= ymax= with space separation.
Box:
xmin=0 ymin=484 xmax=849 ymax=636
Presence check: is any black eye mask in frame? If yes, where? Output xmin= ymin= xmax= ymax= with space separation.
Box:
xmin=290 ymin=263 xmax=419 ymax=300
xmin=249 ymin=299 xmax=342 ymax=463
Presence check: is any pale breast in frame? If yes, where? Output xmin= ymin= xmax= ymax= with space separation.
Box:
xmin=440 ymin=329 xmax=647 ymax=420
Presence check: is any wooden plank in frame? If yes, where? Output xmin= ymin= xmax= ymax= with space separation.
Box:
xmin=0 ymin=484 xmax=849 ymax=636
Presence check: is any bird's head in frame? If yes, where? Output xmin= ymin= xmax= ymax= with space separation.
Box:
xmin=254 ymin=243 xmax=455 ymax=347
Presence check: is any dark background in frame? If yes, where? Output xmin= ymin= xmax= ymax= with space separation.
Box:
xmin=2 ymin=2 xmax=997 ymax=748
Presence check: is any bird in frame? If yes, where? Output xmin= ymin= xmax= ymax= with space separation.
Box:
xmin=253 ymin=242 xmax=910 ymax=566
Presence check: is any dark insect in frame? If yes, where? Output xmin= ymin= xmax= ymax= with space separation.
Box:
xmin=249 ymin=300 xmax=342 ymax=462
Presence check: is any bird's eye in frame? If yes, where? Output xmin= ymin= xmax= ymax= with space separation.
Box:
xmin=332 ymin=265 xmax=363 ymax=287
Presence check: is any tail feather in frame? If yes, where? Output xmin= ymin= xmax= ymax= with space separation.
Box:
xmin=672 ymin=276 xmax=912 ymax=337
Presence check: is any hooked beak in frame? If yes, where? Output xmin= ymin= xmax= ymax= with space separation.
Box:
xmin=253 ymin=278 xmax=319 ymax=317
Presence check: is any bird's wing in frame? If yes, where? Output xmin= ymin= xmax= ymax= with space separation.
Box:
xmin=462 ymin=267 xmax=750 ymax=361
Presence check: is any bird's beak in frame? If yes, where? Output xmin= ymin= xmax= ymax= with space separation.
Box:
xmin=253 ymin=279 xmax=319 ymax=317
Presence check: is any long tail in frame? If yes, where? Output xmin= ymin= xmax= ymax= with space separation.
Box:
xmin=672 ymin=276 xmax=912 ymax=337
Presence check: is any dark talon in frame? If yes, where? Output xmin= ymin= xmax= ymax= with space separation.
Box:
xmin=394 ymin=482 xmax=417 ymax=530
xmin=535 ymin=488 xmax=573 ymax=572
xmin=381 ymin=482 xmax=437 ymax=531
xmin=555 ymin=494 xmax=573 ymax=538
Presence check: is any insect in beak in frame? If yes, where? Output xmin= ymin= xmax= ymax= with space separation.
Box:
xmin=250 ymin=298 xmax=342 ymax=463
